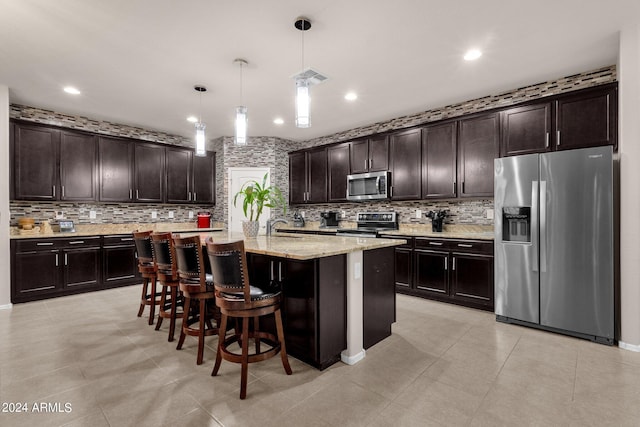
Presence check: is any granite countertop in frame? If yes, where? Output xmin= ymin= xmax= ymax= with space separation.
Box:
xmin=276 ymin=222 xmax=494 ymax=241
xmin=10 ymin=222 xmax=224 ymax=239
xmin=179 ymin=230 xmax=407 ymax=261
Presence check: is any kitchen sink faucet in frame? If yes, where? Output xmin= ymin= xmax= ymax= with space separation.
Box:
xmin=266 ymin=218 xmax=287 ymax=236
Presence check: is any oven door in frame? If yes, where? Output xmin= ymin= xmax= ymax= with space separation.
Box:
xmin=346 ymin=171 xmax=389 ymax=201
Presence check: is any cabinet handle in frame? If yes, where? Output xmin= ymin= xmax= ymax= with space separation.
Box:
xmin=188 ymin=192 xmax=191 ymax=201
xmin=444 ymin=257 xmax=448 ymax=270
xmin=545 ymin=132 xmax=550 ymax=148
xmin=369 ymin=158 xmax=373 ymax=169
xmin=120 ymin=237 xmax=134 ymax=241
xmin=52 ymin=186 xmax=56 ymax=197
xmin=278 ymin=261 xmax=283 ymax=282
xmin=64 ymin=253 xmax=68 ymax=265
xmin=457 ymin=243 xmax=473 ymax=248
xmin=557 ymin=130 xmax=561 ymax=146
xmin=129 ymin=189 xmax=133 ymax=200
xmin=452 ymin=257 xmax=456 ymax=271
xmin=390 ymin=186 xmax=393 ymax=197
xmin=68 ymin=241 xmax=85 ymax=245
xmin=270 ymin=261 xmax=275 ymax=281
xmin=136 ymin=189 xmax=139 ymax=199
xmin=61 ymin=186 xmax=65 ymax=198
xmin=429 ymin=242 xmax=443 ymax=246
xmin=55 ymin=253 xmax=59 ymax=267
xmin=193 ymin=192 xmax=197 ymax=201
xmin=37 ymin=242 xmax=54 ymax=246
xmin=365 ymin=159 xmax=368 ymax=170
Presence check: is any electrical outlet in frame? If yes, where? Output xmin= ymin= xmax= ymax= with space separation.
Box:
xmin=55 ymin=211 xmax=64 ymax=219
xmin=486 ymin=209 xmax=494 ymax=220
xmin=151 ymin=211 xmax=157 ymax=219
xmin=301 ymin=211 xmax=306 ymax=218
xmin=341 ymin=210 xmax=346 ymax=219
xmin=89 ymin=210 xmax=96 ymax=219
xmin=188 ymin=211 xmax=194 ymax=219
xmin=168 ymin=211 xmax=174 ymax=219
xmin=416 ymin=209 xmax=422 ymax=219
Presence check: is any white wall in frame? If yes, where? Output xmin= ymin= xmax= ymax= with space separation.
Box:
xmin=0 ymin=85 xmax=11 ymax=308
xmin=618 ymin=24 xmax=640 ymax=349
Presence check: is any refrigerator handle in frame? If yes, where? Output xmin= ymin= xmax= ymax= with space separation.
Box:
xmin=531 ymin=181 xmax=539 ymax=272
xmin=540 ymin=180 xmax=547 ymax=273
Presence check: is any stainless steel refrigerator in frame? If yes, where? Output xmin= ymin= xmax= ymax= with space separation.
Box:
xmin=494 ymin=146 xmax=615 ymax=344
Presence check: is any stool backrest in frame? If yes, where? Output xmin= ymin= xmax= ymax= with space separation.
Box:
xmin=172 ymin=235 xmax=206 ymax=291
xmin=133 ymin=230 xmax=154 ymax=265
xmin=151 ymin=232 xmax=177 ymax=279
xmin=205 ymin=238 xmax=251 ymax=302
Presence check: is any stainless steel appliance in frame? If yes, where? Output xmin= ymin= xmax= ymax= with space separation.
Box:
xmin=320 ymin=211 xmax=340 ymax=228
xmin=336 ymin=212 xmax=398 ymax=237
xmin=494 ymin=146 xmax=615 ymax=344
xmin=347 ymin=171 xmax=389 ymax=201
xmin=293 ymin=210 xmax=305 ymax=227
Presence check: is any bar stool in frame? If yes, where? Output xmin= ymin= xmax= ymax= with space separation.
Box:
xmin=133 ymin=230 xmax=160 ymax=325
xmin=205 ymin=238 xmax=292 ymax=400
xmin=150 ymin=232 xmax=183 ymax=342
xmin=173 ymin=235 xmax=220 ymax=365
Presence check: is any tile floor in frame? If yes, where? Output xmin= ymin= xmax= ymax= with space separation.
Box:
xmin=1 ymin=286 xmax=640 ymax=427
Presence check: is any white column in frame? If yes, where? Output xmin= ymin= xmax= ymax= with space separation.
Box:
xmin=341 ymin=250 xmax=365 ymax=364
xmin=618 ymin=23 xmax=640 ymax=350
xmin=0 ymin=85 xmax=11 ymax=309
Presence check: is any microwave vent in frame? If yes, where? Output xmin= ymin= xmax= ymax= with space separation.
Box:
xmin=291 ymin=68 xmax=329 ymax=86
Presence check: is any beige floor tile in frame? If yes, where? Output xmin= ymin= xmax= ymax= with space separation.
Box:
xmin=368 ymin=401 xmax=445 ymax=427
xmin=162 ymin=407 xmax=223 ymax=427
xmin=1 ymin=365 xmax=87 ymax=403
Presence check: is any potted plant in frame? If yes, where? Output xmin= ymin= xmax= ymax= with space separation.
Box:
xmin=233 ymin=173 xmax=286 ymax=238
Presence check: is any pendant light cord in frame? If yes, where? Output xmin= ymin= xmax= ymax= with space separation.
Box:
xmin=301 ymin=20 xmax=305 ymax=71
xmin=240 ymin=61 xmax=244 ymax=105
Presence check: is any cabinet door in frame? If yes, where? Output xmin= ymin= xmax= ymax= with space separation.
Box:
xmin=389 ymin=128 xmax=422 ymax=200
xmin=327 ymin=143 xmax=350 ymax=202
xmin=349 ymin=139 xmax=369 ymax=174
xmin=166 ymin=147 xmax=192 ymax=203
xmin=501 ymin=103 xmax=552 ymax=156
xmin=289 ymin=152 xmax=306 ymax=204
xmin=12 ymin=251 xmax=61 ymax=299
xmin=193 ymin=151 xmax=216 ymax=204
xmin=363 ymin=247 xmax=395 ymax=349
xmin=103 ymin=243 xmax=139 ymax=287
xmin=134 ymin=143 xmax=164 ymax=202
xmin=556 ymin=84 xmax=617 ymax=150
xmin=60 ymin=131 xmax=97 ymax=201
xmin=99 ymin=136 xmax=133 ymax=202
xmin=458 ymin=113 xmax=499 ymax=198
xmin=451 ymin=253 xmax=493 ymax=309
xmin=13 ymin=123 xmax=59 ymax=200
xmin=414 ymin=250 xmax=449 ymax=297
xmin=423 ymin=122 xmax=457 ymax=199
xmin=63 ymin=247 xmax=101 ymax=290
xmin=394 ymin=248 xmax=413 ymax=290
xmin=368 ymin=135 xmax=389 ymax=172
xmin=307 ymin=147 xmax=328 ymax=203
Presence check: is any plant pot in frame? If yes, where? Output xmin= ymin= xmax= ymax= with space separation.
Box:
xmin=242 ymin=220 xmax=260 ymax=238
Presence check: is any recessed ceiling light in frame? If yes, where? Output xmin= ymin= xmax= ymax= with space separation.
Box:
xmin=186 ymin=116 xmax=198 ymax=123
xmin=273 ymin=118 xmax=284 ymax=125
xmin=63 ymin=86 xmax=81 ymax=95
xmin=464 ymin=49 xmax=482 ymax=61
xmin=345 ymin=92 xmax=358 ymax=101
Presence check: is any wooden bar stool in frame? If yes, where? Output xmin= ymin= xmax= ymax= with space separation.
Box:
xmin=173 ymin=235 xmax=220 ymax=365
xmin=205 ymin=238 xmax=292 ymax=399
xmin=150 ymin=232 xmax=183 ymax=342
xmin=133 ymin=230 xmax=160 ymax=325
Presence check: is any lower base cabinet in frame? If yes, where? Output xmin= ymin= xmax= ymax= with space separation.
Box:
xmin=102 ymin=235 xmax=140 ymax=288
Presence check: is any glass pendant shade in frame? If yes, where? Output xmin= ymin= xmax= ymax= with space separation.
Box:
xmin=235 ymin=106 xmax=247 ymax=145
xmin=195 ymin=122 xmax=206 ymax=157
xmin=295 ymin=78 xmax=311 ymax=128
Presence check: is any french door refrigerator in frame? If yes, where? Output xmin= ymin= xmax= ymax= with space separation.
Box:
xmin=494 ymin=146 xmax=614 ymax=344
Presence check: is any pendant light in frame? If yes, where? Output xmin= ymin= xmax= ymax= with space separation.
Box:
xmin=234 ymin=59 xmax=248 ymax=145
xmin=194 ymin=85 xmax=207 ymax=157
xmin=294 ymin=17 xmax=311 ymax=128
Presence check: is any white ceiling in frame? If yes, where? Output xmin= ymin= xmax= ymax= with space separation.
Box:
xmin=1 ymin=0 xmax=638 ymax=142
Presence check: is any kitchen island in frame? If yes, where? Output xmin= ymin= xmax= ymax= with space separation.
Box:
xmin=182 ymin=230 xmax=406 ymax=369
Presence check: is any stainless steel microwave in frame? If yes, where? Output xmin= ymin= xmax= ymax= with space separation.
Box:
xmin=347 ymin=171 xmax=389 ymax=201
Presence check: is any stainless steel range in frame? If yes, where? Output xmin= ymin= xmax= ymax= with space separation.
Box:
xmin=337 ymin=212 xmax=398 ymax=237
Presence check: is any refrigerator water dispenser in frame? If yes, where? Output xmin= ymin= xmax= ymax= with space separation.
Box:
xmin=502 ymin=207 xmax=531 ymax=242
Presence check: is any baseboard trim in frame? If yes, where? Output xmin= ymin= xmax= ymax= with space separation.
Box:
xmin=341 ymin=349 xmax=366 ymax=365
xmin=0 ymin=303 xmax=13 ymax=310
xmin=619 ymin=341 xmax=640 ymax=352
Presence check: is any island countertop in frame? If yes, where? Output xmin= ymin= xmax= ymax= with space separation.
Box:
xmin=179 ymin=230 xmax=407 ymax=261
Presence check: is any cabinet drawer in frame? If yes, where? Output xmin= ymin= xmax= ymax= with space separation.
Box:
xmin=449 ymin=240 xmax=493 ymax=255
xmin=59 ymin=236 xmax=102 ymax=248
xmin=13 ymin=239 xmax=62 ymax=252
xmin=380 ymin=235 xmax=414 ymax=249
xmin=103 ymin=234 xmax=135 ymax=246
xmin=414 ymin=238 xmax=449 ymax=250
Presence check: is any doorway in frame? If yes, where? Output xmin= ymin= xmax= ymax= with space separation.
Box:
xmin=228 ymin=167 xmax=271 ymax=234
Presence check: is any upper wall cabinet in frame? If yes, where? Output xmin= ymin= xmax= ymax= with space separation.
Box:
xmin=12 ymin=122 xmax=97 ymax=202
xmin=501 ymin=103 xmax=553 ymax=156
xmin=99 ymin=136 xmax=134 ymax=202
xmin=166 ymin=147 xmax=215 ymax=204
xmin=289 ymin=147 xmax=327 ymax=204
xmin=192 ymin=151 xmax=216 ymax=204
xmin=457 ymin=113 xmax=499 ymax=198
xmin=134 ymin=143 xmax=165 ymax=203
xmin=389 ymin=128 xmax=422 ymax=200
xmin=422 ymin=121 xmax=457 ymax=199
xmin=327 ymin=143 xmax=350 ymax=202
xmin=350 ymin=135 xmax=389 ymax=174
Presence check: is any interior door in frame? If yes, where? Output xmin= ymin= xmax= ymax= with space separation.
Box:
xmin=228 ymin=167 xmax=271 ymax=234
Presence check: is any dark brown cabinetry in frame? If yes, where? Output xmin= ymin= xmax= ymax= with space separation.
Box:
xmin=327 ymin=143 xmax=350 ymax=202
xmin=102 ymin=235 xmax=140 ymax=288
xmin=389 ymin=128 xmax=422 ymax=200
xmin=12 ymin=123 xmax=59 ymax=201
xmin=59 ymin=131 xmax=98 ymax=201
xmin=11 ymin=237 xmax=102 ymax=303
xmin=289 ymin=147 xmax=327 ymax=204
xmin=192 ymin=152 xmax=216 ymax=204
xmin=99 ymin=136 xmax=134 ymax=202
xmin=350 ymin=135 xmax=389 ymax=174
xmin=500 ymin=103 xmax=552 ymax=156
xmin=458 ymin=113 xmax=499 ymax=198
xmin=134 ymin=143 xmax=165 ymax=203
xmin=362 ymin=247 xmax=396 ymax=349
xmin=165 ymin=148 xmax=216 ymax=204
xmin=422 ymin=121 xmax=457 ymax=199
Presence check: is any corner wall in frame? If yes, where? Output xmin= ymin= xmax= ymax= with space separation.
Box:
xmin=0 ymin=86 xmax=11 ymax=308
